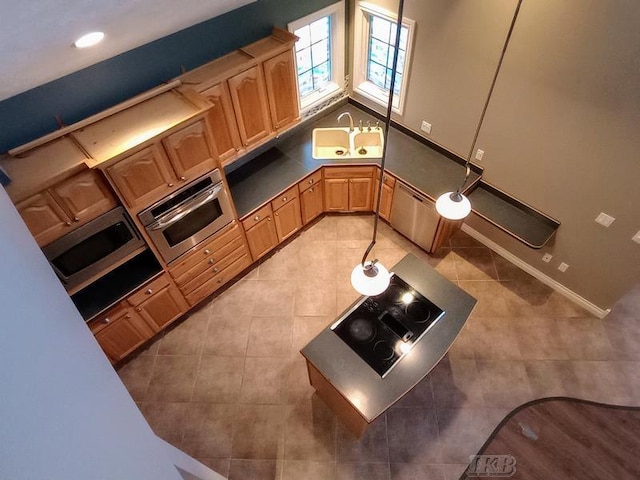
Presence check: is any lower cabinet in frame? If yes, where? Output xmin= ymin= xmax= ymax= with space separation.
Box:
xmin=242 ymin=203 xmax=279 ymax=261
xmin=89 ymin=273 xmax=188 ymax=363
xmin=323 ymin=166 xmax=375 ymax=212
xmin=298 ymin=171 xmax=323 ymax=225
xmin=271 ymin=185 xmax=302 ymax=242
xmin=169 ymin=222 xmax=252 ymax=307
xmin=376 ymin=169 xmax=396 ymax=221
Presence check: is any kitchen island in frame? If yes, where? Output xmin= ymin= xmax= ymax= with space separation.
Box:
xmin=301 ymin=252 xmax=476 ymax=437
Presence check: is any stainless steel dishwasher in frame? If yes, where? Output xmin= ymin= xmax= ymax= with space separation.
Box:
xmin=390 ymin=181 xmax=440 ymax=252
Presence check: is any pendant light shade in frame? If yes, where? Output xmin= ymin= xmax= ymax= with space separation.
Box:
xmin=436 ymin=191 xmax=472 ymax=220
xmin=351 ymin=261 xmax=390 ymax=296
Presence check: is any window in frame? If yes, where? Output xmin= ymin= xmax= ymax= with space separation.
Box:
xmin=353 ymin=2 xmax=415 ymax=114
xmin=288 ymin=1 xmax=345 ymax=113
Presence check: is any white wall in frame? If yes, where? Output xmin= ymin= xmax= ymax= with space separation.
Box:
xmin=0 ymin=187 xmax=223 ymax=480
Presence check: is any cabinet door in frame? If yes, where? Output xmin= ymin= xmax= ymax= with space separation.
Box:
xmin=163 ymin=120 xmax=218 ymax=182
xmin=349 ymin=178 xmax=374 ymax=211
xmin=107 ymin=145 xmax=177 ymax=210
xmin=201 ymin=83 xmax=243 ymax=164
xmin=93 ymin=308 xmax=154 ymax=362
xmin=323 ymin=178 xmax=349 ymax=211
xmin=228 ymin=66 xmax=272 ymax=147
xmin=134 ymin=284 xmax=188 ymax=332
xmin=300 ymin=184 xmax=323 ymax=225
xmin=263 ymin=50 xmax=300 ymax=131
xmin=51 ymin=170 xmax=117 ymax=227
xmin=244 ymin=216 xmax=278 ymax=260
xmin=273 ymin=197 xmax=302 ymax=242
xmin=16 ymin=191 xmax=72 ymax=246
xmin=379 ymin=183 xmax=394 ymax=221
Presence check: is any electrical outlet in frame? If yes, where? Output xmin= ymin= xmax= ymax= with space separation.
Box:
xmin=420 ymin=121 xmax=432 ymax=134
xmin=558 ymin=262 xmax=569 ymax=272
xmin=633 ymin=231 xmax=640 ymax=244
xmin=595 ymin=212 xmax=615 ymax=227
xmin=542 ymin=253 xmax=553 ymax=263
xmin=475 ymin=149 xmax=484 ymax=161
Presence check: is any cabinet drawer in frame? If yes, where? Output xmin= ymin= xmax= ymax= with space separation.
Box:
xmin=185 ymin=253 xmax=252 ymax=306
xmin=181 ymin=243 xmax=248 ymax=295
xmin=377 ymin=170 xmax=396 ymax=188
xmin=271 ymin=185 xmax=298 ymax=211
xmin=298 ymin=170 xmax=322 ymax=193
xmin=173 ymin=236 xmax=246 ymax=288
xmin=241 ymin=203 xmax=273 ymax=230
xmin=88 ymin=302 xmax=128 ymax=335
xmin=168 ymin=222 xmax=241 ymax=278
xmin=127 ymin=274 xmax=171 ymax=307
xmin=323 ymin=166 xmax=375 ymax=179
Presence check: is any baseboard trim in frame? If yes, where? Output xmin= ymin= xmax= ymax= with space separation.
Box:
xmin=461 ymin=224 xmax=610 ymax=319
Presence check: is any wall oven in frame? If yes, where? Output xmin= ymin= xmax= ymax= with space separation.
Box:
xmin=138 ymin=169 xmax=234 ymax=264
xmin=43 ymin=206 xmax=145 ymax=290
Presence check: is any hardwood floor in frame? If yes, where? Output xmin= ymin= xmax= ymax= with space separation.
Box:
xmin=462 ymin=398 xmax=640 ymax=480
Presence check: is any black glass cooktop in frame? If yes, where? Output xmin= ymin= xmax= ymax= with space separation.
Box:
xmin=331 ymin=274 xmax=445 ymax=377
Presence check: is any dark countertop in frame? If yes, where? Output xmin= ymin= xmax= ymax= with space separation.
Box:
xmin=301 ymin=253 xmax=477 ymax=422
xmin=225 ymin=102 xmax=480 ymax=217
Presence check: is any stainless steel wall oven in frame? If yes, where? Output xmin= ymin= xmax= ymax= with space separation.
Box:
xmin=138 ymin=169 xmax=234 ymax=263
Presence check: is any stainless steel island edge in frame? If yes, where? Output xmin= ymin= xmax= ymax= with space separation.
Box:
xmin=301 ymin=252 xmax=477 ymax=425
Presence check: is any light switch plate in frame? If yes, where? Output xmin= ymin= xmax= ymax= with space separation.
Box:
xmin=475 ymin=149 xmax=484 ymax=161
xmin=420 ymin=121 xmax=432 ymax=134
xmin=595 ymin=212 xmax=615 ymax=227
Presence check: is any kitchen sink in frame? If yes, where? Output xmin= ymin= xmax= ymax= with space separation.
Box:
xmin=312 ymin=127 xmax=384 ymax=159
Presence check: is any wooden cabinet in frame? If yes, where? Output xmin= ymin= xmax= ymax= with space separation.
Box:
xmin=228 ymin=66 xmax=273 ymax=148
xmin=201 ymin=82 xmax=243 ymax=164
xmin=323 ymin=166 xmax=375 ymax=212
xmin=90 ymin=304 xmax=154 ymax=363
xmin=16 ymin=169 xmax=117 ymax=246
xmin=106 ymin=119 xmax=218 ymax=211
xmin=162 ymin=120 xmax=218 ymax=181
xmin=127 ymin=275 xmax=188 ymax=332
xmin=106 ymin=144 xmax=176 ymax=210
xmin=169 ymin=223 xmax=252 ymax=307
xmin=263 ymin=50 xmax=300 ymax=131
xmin=375 ymin=169 xmax=396 ymax=221
xmin=242 ymin=203 xmax=279 ymax=261
xmin=271 ymin=186 xmax=302 ymax=242
xmin=298 ymin=171 xmax=323 ymax=225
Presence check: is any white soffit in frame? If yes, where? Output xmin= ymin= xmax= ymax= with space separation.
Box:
xmin=0 ymin=0 xmax=256 ymax=101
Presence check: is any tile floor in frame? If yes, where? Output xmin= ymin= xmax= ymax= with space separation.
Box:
xmin=117 ymin=214 xmax=640 ymax=480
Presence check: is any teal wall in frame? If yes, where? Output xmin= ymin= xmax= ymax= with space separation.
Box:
xmin=0 ymin=0 xmax=336 ymax=152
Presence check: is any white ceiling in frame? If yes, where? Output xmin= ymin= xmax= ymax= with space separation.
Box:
xmin=0 ymin=0 xmax=256 ymax=101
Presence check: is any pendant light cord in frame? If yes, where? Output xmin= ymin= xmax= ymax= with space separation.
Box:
xmin=453 ymin=0 xmax=523 ymax=198
xmin=361 ymin=0 xmax=406 ymax=269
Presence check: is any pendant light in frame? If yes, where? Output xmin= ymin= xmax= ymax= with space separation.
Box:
xmin=351 ymin=0 xmax=406 ymax=296
xmin=435 ymin=0 xmax=523 ymax=221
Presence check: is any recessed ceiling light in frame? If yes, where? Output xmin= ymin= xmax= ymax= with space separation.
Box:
xmin=74 ymin=32 xmax=104 ymax=48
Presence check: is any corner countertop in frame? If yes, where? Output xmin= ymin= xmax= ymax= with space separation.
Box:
xmin=300 ymin=253 xmax=477 ymax=422
xmin=225 ymin=102 xmax=480 ymax=218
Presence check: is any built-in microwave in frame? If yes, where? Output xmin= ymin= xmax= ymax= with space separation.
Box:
xmin=138 ymin=169 xmax=234 ymax=264
xmin=42 ymin=206 xmax=145 ymax=291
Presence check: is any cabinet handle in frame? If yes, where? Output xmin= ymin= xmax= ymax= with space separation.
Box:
xmin=204 ymin=249 xmax=211 ymax=255
xmin=308 ymin=179 xmax=314 ymax=184
xmin=275 ymin=212 xmax=279 ymax=216
xmin=254 ymin=215 xmax=260 ymax=222
xmin=73 ymin=217 xmax=80 ymax=222
xmin=217 ymin=278 xmax=223 ymax=284
xmin=136 ymin=307 xmax=142 ymax=312
xmin=309 ymin=187 xmax=314 ymax=193
xmin=168 ymin=183 xmax=174 ymax=187
xmin=125 ymin=315 xmax=131 ymax=320
xmin=267 ymin=217 xmax=272 ymax=221
xmin=282 ymin=197 xmax=287 ymax=202
xmin=180 ymin=176 xmax=186 ymax=181
xmin=208 ymin=258 xmax=215 ymax=265
xmin=213 ymin=267 xmax=219 ymax=273
xmin=146 ymin=288 xmax=153 ymax=295
xmin=344 ymin=179 xmax=348 ymax=183
xmin=102 ymin=317 xmax=110 ymax=324
xmin=235 ymin=147 xmax=240 ymax=152
xmin=65 ymin=221 xmax=72 ymax=226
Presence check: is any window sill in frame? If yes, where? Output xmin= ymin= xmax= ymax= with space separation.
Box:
xmin=300 ymin=82 xmax=344 ymax=116
xmin=353 ymin=81 xmax=402 ymax=115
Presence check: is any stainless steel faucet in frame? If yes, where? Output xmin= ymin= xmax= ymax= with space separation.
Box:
xmin=337 ymin=111 xmax=354 ymax=132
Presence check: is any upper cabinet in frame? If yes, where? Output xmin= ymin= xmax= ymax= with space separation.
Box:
xmin=262 ymin=49 xmax=300 ymax=131
xmin=162 ymin=120 xmax=218 ymax=180
xmin=177 ymin=27 xmax=300 ymax=166
xmin=227 ymin=66 xmax=273 ymax=147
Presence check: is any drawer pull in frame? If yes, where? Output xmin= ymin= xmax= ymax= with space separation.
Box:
xmin=254 ymin=215 xmax=260 ymax=222
xmin=282 ymin=197 xmax=287 ymax=202
xmin=309 ymin=187 xmax=314 ymax=193
xmin=308 ymin=179 xmax=313 ymax=184
xmin=103 ymin=317 xmax=110 ymax=324
xmin=168 ymin=183 xmax=174 ymax=187
xmin=208 ymin=258 xmax=215 ymax=265
xmin=125 ymin=315 xmax=131 ymax=320
xmin=344 ymin=179 xmax=348 ymax=183
xmin=180 ymin=176 xmax=186 ymax=181
xmin=73 ymin=217 xmax=80 ymax=222
xmin=146 ymin=288 xmax=153 ymax=295
xmin=136 ymin=307 xmax=142 ymax=312
xmin=267 ymin=216 xmax=272 ymax=221
xmin=275 ymin=212 xmax=279 ymax=217
xmin=65 ymin=221 xmax=72 ymax=226
xmin=204 ymin=249 xmax=211 ymax=255
xmin=213 ymin=267 xmax=219 ymax=273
